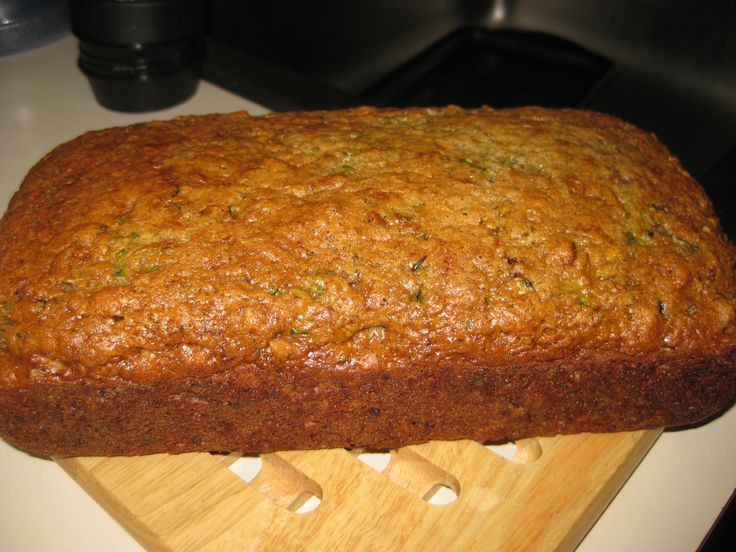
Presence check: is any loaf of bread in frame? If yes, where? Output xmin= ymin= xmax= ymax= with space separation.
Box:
xmin=1 ymin=106 xmax=734 ymax=457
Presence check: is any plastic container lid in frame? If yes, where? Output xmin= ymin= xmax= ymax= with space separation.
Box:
xmin=69 ymin=0 xmax=206 ymax=112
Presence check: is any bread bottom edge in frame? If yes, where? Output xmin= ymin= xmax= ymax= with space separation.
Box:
xmin=2 ymin=354 xmax=734 ymax=458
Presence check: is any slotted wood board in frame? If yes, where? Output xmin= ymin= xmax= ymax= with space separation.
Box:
xmin=56 ymin=429 xmax=660 ymax=551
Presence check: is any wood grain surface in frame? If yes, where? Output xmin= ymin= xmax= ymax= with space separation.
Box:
xmin=57 ymin=429 xmax=660 ymax=551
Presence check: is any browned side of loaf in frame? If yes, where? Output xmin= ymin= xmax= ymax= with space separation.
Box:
xmin=2 ymin=350 xmax=734 ymax=457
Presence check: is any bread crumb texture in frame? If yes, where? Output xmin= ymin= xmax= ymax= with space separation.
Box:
xmin=1 ymin=106 xmax=735 ymax=387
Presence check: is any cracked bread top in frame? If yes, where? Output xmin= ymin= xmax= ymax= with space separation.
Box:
xmin=1 ymin=106 xmax=734 ymax=385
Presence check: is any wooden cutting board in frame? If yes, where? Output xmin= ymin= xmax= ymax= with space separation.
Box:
xmin=57 ymin=429 xmax=660 ymax=551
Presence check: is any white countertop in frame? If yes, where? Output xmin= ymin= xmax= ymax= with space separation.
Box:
xmin=0 ymin=36 xmax=734 ymax=552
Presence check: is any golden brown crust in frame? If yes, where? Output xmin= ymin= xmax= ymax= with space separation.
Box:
xmin=1 ymin=349 xmax=734 ymax=457
xmin=1 ymin=106 xmax=735 ymax=456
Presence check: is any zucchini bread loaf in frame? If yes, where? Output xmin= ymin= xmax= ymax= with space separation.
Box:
xmin=1 ymin=106 xmax=734 ymax=457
